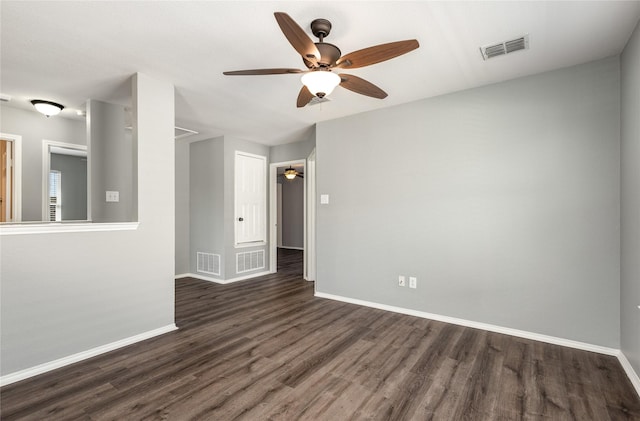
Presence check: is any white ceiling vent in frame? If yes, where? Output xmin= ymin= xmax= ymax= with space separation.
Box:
xmin=480 ymin=35 xmax=529 ymax=60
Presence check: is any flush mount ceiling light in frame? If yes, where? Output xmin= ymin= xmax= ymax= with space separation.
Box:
xmin=301 ymin=70 xmax=341 ymax=98
xmin=30 ymin=99 xmax=64 ymax=117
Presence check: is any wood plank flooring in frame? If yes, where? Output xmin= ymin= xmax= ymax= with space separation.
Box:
xmin=2 ymin=248 xmax=639 ymax=420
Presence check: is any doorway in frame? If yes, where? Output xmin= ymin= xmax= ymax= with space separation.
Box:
xmin=0 ymin=133 xmax=22 ymax=223
xmin=269 ymin=159 xmax=306 ymax=276
xmin=42 ymin=140 xmax=88 ymax=221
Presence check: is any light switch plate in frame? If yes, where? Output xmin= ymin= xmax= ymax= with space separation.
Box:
xmin=320 ymin=194 xmax=329 ymax=204
xmin=106 ymin=191 xmax=119 ymax=202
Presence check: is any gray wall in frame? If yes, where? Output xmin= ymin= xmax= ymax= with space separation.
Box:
xmin=270 ymin=129 xmax=315 ymax=163
xmin=181 ymin=135 xmax=269 ymax=280
xmin=176 ymin=136 xmax=315 ymax=277
xmin=316 ymin=57 xmax=621 ymax=348
xmin=175 ymin=139 xmax=190 ymax=275
xmin=621 ymin=21 xmax=640 ymax=376
xmin=189 ymin=137 xmax=225 ymax=278
xmin=50 ymin=153 xmax=87 ymax=220
xmin=0 ymin=104 xmax=85 ymax=221
xmin=88 ymin=100 xmax=133 ymax=222
xmin=278 ymin=176 xmax=304 ymax=248
xmin=0 ymin=73 xmax=175 ymax=376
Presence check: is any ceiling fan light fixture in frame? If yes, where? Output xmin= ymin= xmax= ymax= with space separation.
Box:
xmin=284 ymin=167 xmax=298 ymax=179
xmin=30 ymin=99 xmax=64 ymax=117
xmin=301 ymin=70 xmax=340 ymax=98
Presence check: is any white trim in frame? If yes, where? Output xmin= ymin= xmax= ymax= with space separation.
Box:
xmin=42 ymin=139 xmax=88 ymax=221
xmin=314 ymin=291 xmax=619 ymax=356
xmin=0 ymin=221 xmax=139 ymax=236
xmin=0 ymin=324 xmax=177 ymax=387
xmin=617 ymin=351 xmax=640 ymax=398
xmin=234 ymin=241 xmax=267 ymax=249
xmin=278 ymin=246 xmax=304 ymax=251
xmin=0 ymin=133 xmax=22 ymax=222
xmin=177 ymin=270 xmax=272 ymax=285
xmin=306 ymin=148 xmax=316 ymax=282
xmin=269 ymin=159 xmax=306 ymax=274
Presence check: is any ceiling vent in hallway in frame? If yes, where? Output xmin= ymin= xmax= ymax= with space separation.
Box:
xmin=480 ymin=35 xmax=529 ymax=60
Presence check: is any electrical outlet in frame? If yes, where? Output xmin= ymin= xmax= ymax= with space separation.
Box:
xmin=409 ymin=277 xmax=417 ymax=289
xmin=398 ymin=275 xmax=406 ymax=287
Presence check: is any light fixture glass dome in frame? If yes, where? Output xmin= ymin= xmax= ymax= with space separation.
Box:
xmin=31 ymin=100 xmax=64 ymax=117
xmin=301 ymin=71 xmax=341 ymax=98
xmin=284 ymin=167 xmax=298 ymax=179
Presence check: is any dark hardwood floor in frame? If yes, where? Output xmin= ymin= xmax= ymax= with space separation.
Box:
xmin=2 ymin=248 xmax=639 ymax=420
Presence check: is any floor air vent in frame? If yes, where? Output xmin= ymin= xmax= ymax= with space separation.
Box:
xmin=236 ymin=250 xmax=265 ymax=273
xmin=197 ymin=252 xmax=221 ymax=276
xmin=480 ymin=35 xmax=529 ymax=60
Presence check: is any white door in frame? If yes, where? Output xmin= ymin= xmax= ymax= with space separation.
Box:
xmin=235 ymin=152 xmax=266 ymax=245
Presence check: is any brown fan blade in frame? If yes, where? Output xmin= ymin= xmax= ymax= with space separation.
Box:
xmin=339 ymin=74 xmax=387 ymax=99
xmin=296 ymin=85 xmax=315 ymax=108
xmin=274 ymin=12 xmax=321 ymax=62
xmin=223 ymin=68 xmax=303 ymax=76
xmin=335 ymin=40 xmax=419 ymax=69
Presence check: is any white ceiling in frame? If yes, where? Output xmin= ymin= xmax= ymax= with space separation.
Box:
xmin=2 ymin=1 xmax=639 ymax=146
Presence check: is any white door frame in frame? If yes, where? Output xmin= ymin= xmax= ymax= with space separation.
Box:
xmin=0 ymin=133 xmax=22 ymax=222
xmin=305 ymin=149 xmax=316 ymax=282
xmin=42 ymin=139 xmax=88 ymax=221
xmin=269 ymin=159 xmax=305 ymax=274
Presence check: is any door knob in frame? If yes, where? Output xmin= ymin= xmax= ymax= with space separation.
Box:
xmin=238 ymin=217 xmax=244 ymax=222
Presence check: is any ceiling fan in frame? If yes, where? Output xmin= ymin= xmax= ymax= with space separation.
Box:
xmin=281 ymin=166 xmax=303 ymax=179
xmin=223 ymin=12 xmax=419 ymax=108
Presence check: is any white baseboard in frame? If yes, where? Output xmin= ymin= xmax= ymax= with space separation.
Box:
xmin=225 ymin=270 xmax=273 ymax=283
xmin=314 ymin=292 xmax=619 ymax=356
xmin=177 ymin=270 xmax=273 ymax=285
xmin=176 ymin=272 xmax=222 ymax=283
xmin=617 ymin=351 xmax=640 ymax=398
xmin=0 ymin=324 xmax=177 ymax=387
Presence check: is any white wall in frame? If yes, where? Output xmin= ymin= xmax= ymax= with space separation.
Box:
xmin=621 ymin=20 xmax=640 ymax=377
xmin=316 ymin=57 xmax=620 ymax=348
xmin=0 ymin=73 xmax=175 ymax=376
